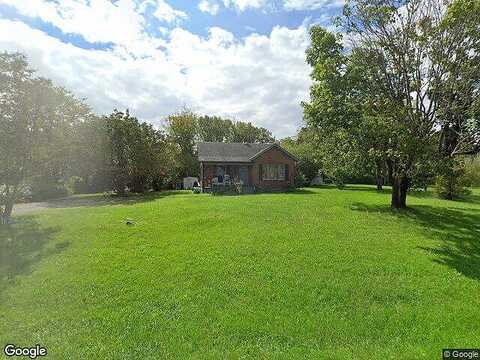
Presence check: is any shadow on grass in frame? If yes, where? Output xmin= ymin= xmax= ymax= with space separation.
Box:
xmin=351 ymin=202 xmax=480 ymax=281
xmin=209 ymin=188 xmax=319 ymax=196
xmin=343 ymin=185 xmax=433 ymax=198
xmin=456 ymin=193 xmax=480 ymax=205
xmin=338 ymin=184 xmax=479 ymax=205
xmin=290 ymin=188 xmax=319 ymax=195
xmin=0 ymin=217 xmax=67 ymax=296
xmin=342 ymin=185 xmax=392 ymax=194
xmin=43 ymin=191 xmax=185 ymax=209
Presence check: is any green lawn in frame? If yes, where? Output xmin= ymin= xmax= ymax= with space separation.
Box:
xmin=1 ymin=186 xmax=480 ymax=359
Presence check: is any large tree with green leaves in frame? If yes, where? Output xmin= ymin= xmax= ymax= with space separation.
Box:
xmin=302 ymin=27 xmax=378 ymax=189
xmin=165 ymin=110 xmax=199 ymax=180
xmin=432 ymin=0 xmax=480 ymax=198
xmin=304 ymin=0 xmax=479 ymax=208
xmin=228 ymin=121 xmax=274 ymax=143
xmin=105 ymin=109 xmax=169 ymax=194
xmin=343 ymin=0 xmax=479 ymax=206
xmin=0 ymin=52 xmax=91 ymax=223
xmin=197 ymin=115 xmax=233 ymax=142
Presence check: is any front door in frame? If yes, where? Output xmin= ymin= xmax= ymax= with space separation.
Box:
xmin=239 ymin=166 xmax=249 ymax=185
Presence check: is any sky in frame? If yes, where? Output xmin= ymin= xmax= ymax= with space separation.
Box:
xmin=0 ymin=0 xmax=343 ymax=138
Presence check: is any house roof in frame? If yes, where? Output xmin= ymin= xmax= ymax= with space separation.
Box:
xmin=197 ymin=142 xmax=297 ymax=163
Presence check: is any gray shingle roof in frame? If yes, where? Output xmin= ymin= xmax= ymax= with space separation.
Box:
xmin=197 ymin=142 xmax=273 ymax=162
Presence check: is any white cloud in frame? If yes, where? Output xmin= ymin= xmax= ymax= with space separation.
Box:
xmin=152 ymin=0 xmax=188 ymax=23
xmin=283 ymin=0 xmax=344 ymax=11
xmin=0 ymin=0 xmax=186 ymax=55
xmin=222 ymin=0 xmax=269 ymax=12
xmin=0 ymin=0 xmax=142 ymax=44
xmin=0 ymin=13 xmax=312 ymax=137
xmin=198 ymin=0 xmax=220 ymax=15
xmin=219 ymin=0 xmax=344 ymax=12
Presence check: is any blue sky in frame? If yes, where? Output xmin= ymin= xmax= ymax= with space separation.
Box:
xmin=0 ymin=0 xmax=343 ymax=137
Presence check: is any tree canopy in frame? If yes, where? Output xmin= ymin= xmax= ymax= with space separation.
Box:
xmin=303 ymin=0 xmax=480 ymax=208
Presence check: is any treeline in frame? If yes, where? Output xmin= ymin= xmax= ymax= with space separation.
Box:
xmin=0 ymin=52 xmax=274 ymax=223
xmin=293 ymin=0 xmax=480 ymax=208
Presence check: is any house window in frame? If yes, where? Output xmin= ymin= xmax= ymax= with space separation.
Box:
xmin=262 ymin=164 xmax=286 ymax=180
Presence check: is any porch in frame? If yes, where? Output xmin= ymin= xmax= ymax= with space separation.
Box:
xmin=200 ymin=162 xmax=253 ymax=193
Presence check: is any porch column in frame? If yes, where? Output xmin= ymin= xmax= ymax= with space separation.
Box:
xmin=200 ymin=162 xmax=204 ymax=191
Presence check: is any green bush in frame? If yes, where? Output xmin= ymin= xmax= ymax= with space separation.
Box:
xmin=65 ymin=176 xmax=87 ymax=194
xmin=294 ymin=173 xmax=307 ymax=187
xmin=435 ymin=161 xmax=472 ymax=199
xmin=465 ymin=157 xmax=480 ymax=186
xmin=30 ymin=177 xmax=70 ymax=201
xmin=335 ymin=180 xmax=345 ymax=189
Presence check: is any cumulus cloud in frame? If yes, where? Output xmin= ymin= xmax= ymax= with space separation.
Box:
xmin=0 ymin=0 xmax=146 ymax=45
xmin=152 ymin=0 xmax=188 ymax=23
xmin=0 ymin=0 xmax=186 ymax=54
xmin=222 ymin=0 xmax=269 ymax=12
xmin=0 ymin=2 xmax=312 ymax=137
xmin=198 ymin=0 xmax=221 ymax=15
xmin=219 ymin=0 xmax=344 ymax=12
xmin=283 ymin=0 xmax=344 ymax=11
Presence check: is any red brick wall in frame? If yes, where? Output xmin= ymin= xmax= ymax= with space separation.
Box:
xmin=251 ymin=147 xmax=295 ymax=189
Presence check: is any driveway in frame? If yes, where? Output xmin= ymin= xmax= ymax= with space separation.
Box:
xmin=13 ymin=197 xmax=102 ymax=215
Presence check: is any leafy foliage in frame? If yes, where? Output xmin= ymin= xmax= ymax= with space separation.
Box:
xmin=436 ymin=158 xmax=472 ymax=199
xmin=0 ymin=52 xmax=92 ymax=222
xmin=281 ymin=127 xmax=322 ymax=183
xmin=303 ymin=0 xmax=480 ymax=208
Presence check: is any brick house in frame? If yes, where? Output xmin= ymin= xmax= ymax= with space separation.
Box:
xmin=197 ymin=142 xmax=297 ymax=191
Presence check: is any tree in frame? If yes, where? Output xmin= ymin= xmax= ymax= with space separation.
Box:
xmin=228 ymin=121 xmax=275 ymax=143
xmin=0 ymin=52 xmax=91 ymax=223
xmin=165 ymin=110 xmax=199 ymax=181
xmin=281 ymin=127 xmax=322 ymax=184
xmin=302 ymin=27 xmax=375 ymax=189
xmin=197 ymin=115 xmax=233 ymax=142
xmin=433 ymin=0 xmax=480 ymax=198
xmin=303 ymin=0 xmax=479 ymax=208
xmin=105 ymin=109 xmax=168 ymax=194
xmin=70 ymin=115 xmax=110 ymax=193
xmin=465 ymin=155 xmax=480 ymax=186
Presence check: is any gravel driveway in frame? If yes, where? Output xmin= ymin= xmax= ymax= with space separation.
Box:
xmin=13 ymin=197 xmax=104 ymax=215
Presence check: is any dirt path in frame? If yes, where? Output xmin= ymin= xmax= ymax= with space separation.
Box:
xmin=13 ymin=202 xmax=51 ymax=215
xmin=12 ymin=192 xmax=173 ymax=216
xmin=13 ymin=197 xmax=103 ymax=215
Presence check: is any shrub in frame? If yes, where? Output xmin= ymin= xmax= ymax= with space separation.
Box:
xmin=335 ymin=179 xmax=345 ymax=189
xmin=30 ymin=177 xmax=70 ymax=201
xmin=65 ymin=176 xmax=87 ymax=194
xmin=465 ymin=156 xmax=480 ymax=186
xmin=435 ymin=159 xmax=472 ymax=199
xmin=294 ymin=173 xmax=307 ymax=187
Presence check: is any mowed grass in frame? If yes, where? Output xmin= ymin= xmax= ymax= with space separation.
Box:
xmin=1 ymin=186 xmax=480 ymax=359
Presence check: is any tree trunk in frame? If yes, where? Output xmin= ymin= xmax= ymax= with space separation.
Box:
xmin=1 ymin=200 xmax=14 ymax=225
xmin=131 ymin=175 xmax=148 ymax=193
xmin=375 ymin=161 xmax=384 ymax=191
xmin=386 ymin=160 xmax=394 ymax=186
xmin=445 ymin=174 xmax=455 ymax=200
xmin=391 ymin=175 xmax=408 ymax=209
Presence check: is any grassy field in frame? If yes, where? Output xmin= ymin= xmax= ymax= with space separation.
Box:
xmin=1 ymin=186 xmax=479 ymax=359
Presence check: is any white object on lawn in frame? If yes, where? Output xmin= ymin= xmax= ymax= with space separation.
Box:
xmin=183 ymin=177 xmax=199 ymax=190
